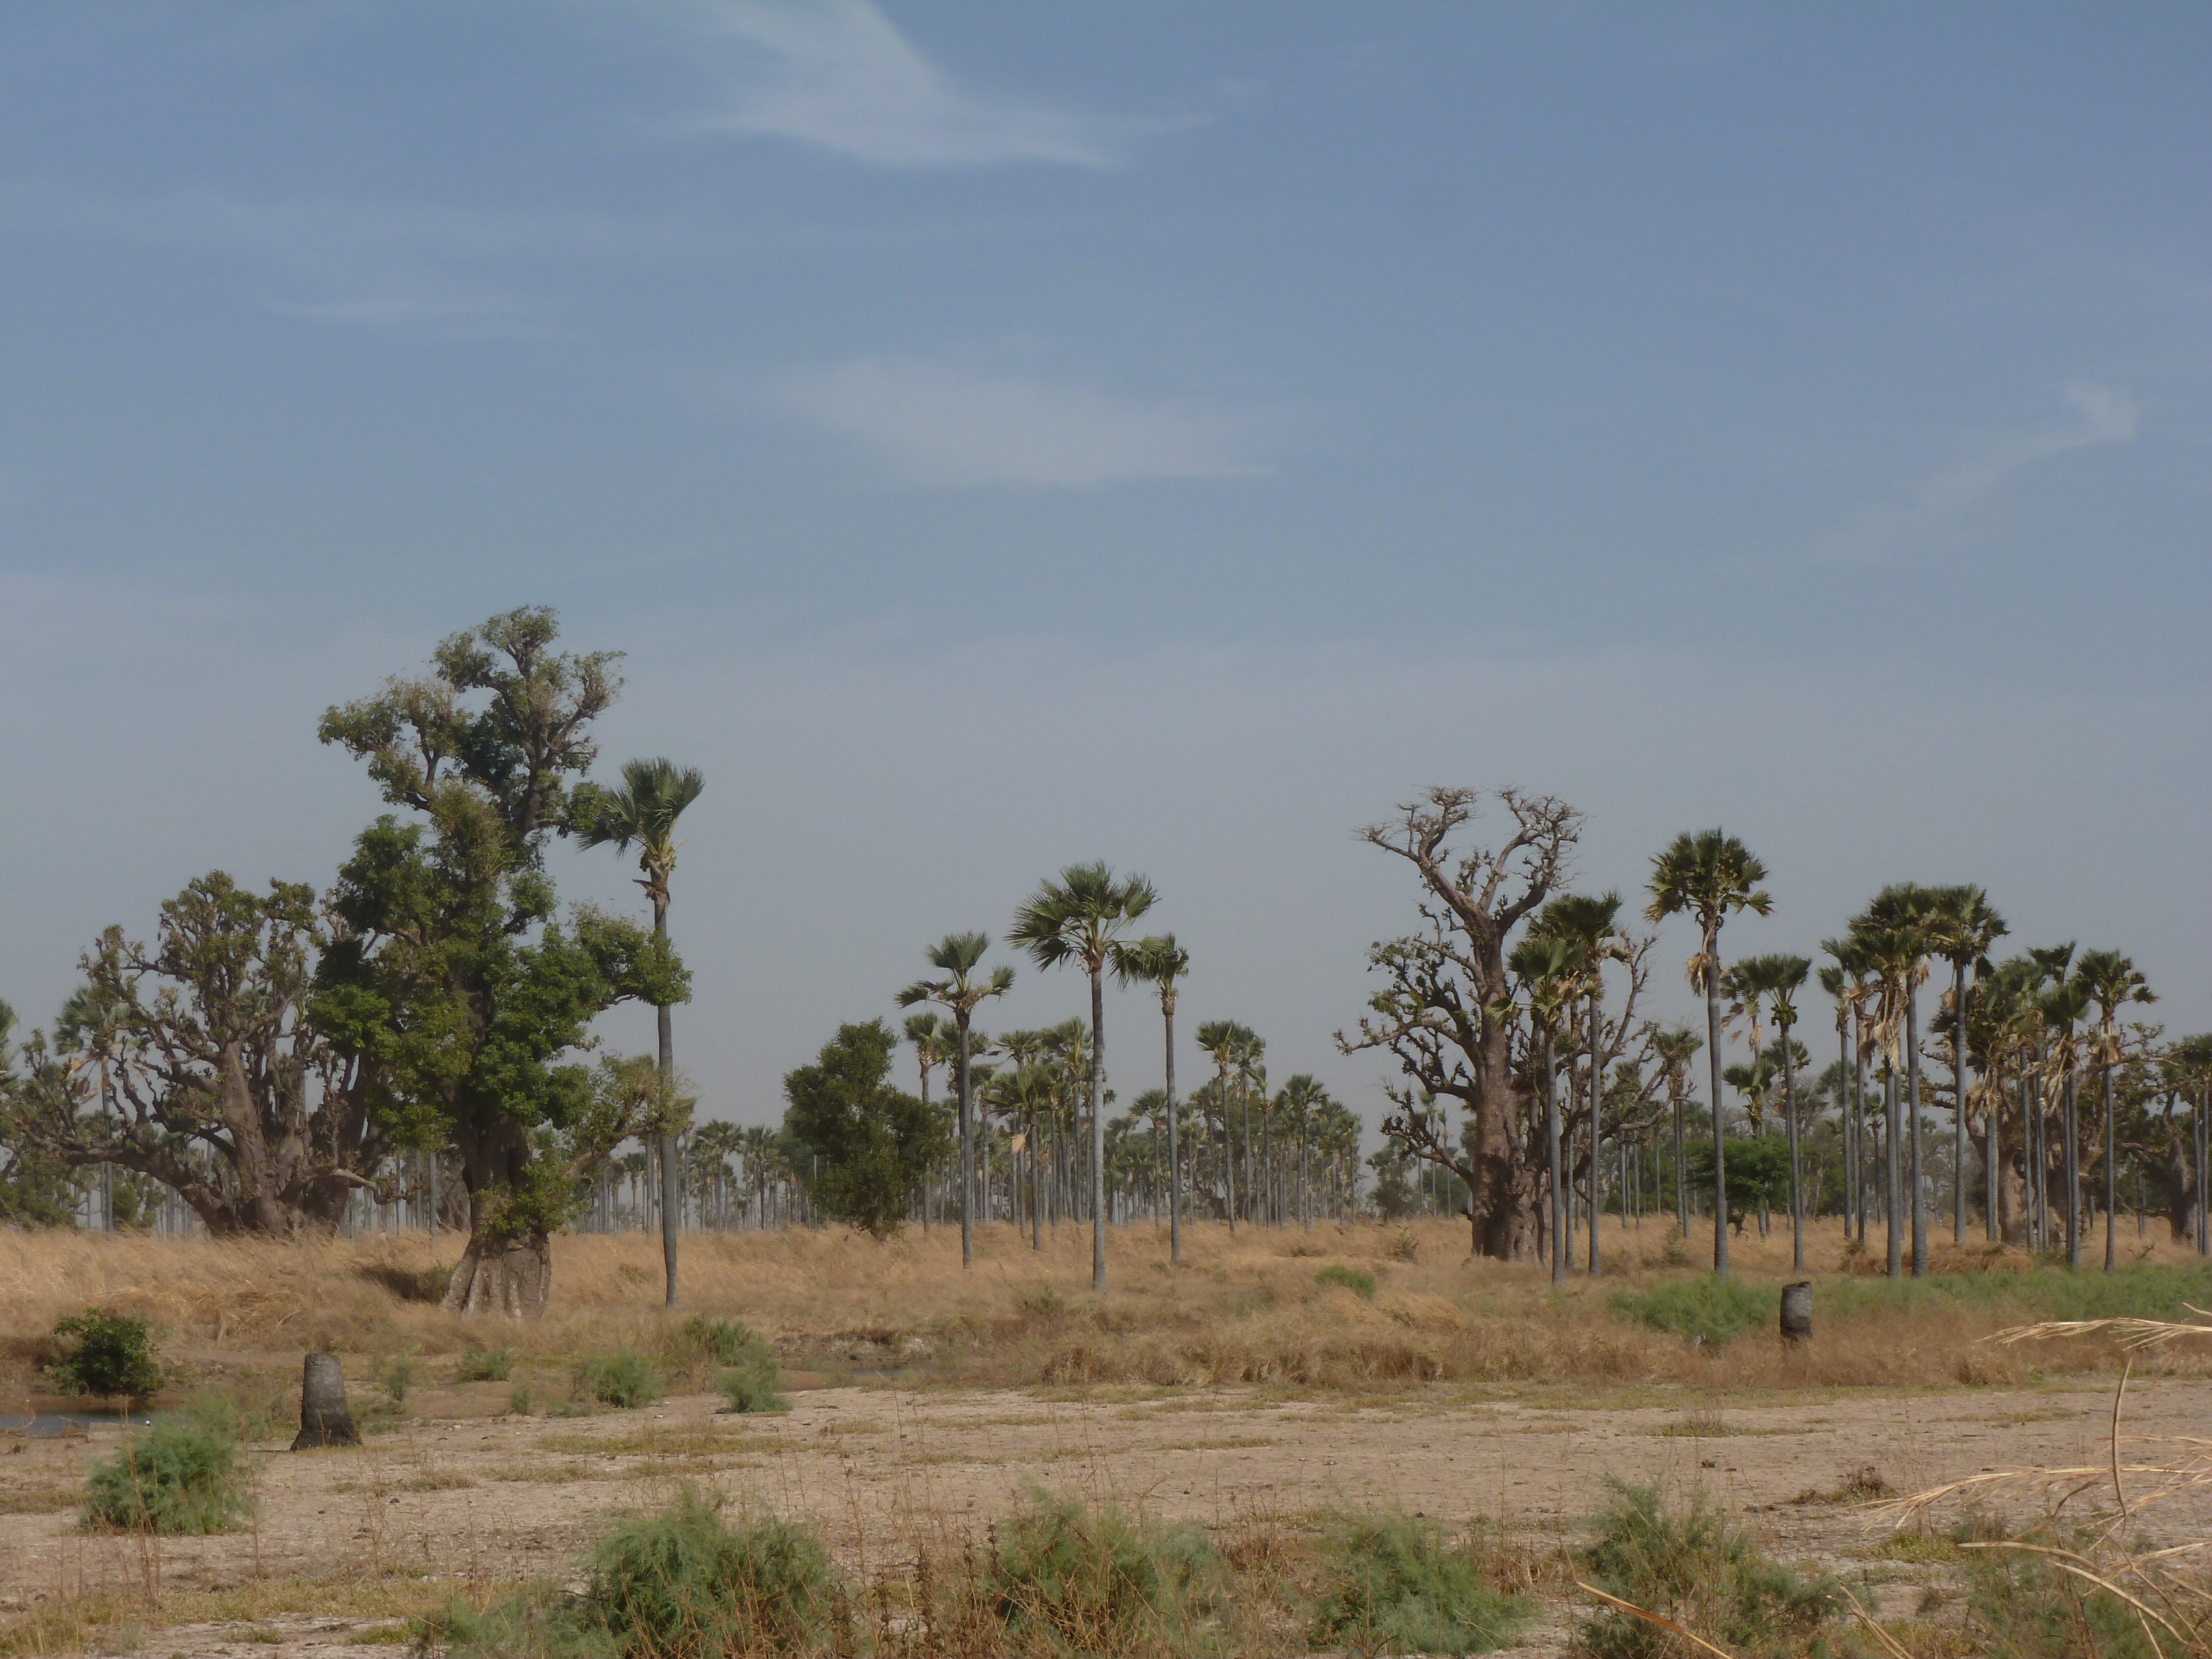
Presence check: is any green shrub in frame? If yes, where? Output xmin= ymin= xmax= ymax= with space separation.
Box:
xmin=456 ymin=1346 xmax=515 ymax=1382
xmin=376 ymin=1355 xmax=415 ymax=1406
xmin=82 ymin=1416 xmax=251 ymax=1535
xmin=1608 ymin=1278 xmax=1773 ymax=1346
xmin=1956 ymin=1521 xmax=2158 ymax=1659
xmin=989 ymin=1490 xmax=1222 ymax=1653
xmin=51 ymin=1309 xmax=165 ymax=1398
xmin=508 ymin=1383 xmax=535 ymax=1417
xmin=1308 ymin=1512 xmax=1527 ymax=1656
xmin=591 ymin=1487 xmax=842 ymax=1656
xmin=674 ymin=1319 xmax=782 ymax=1414
xmin=424 ymin=1591 xmax=613 ymax=1659
xmin=1581 ymin=1481 xmax=1839 ymax=1659
xmin=425 ymin=1490 xmax=842 ymax=1659
xmin=670 ymin=1315 xmax=753 ymax=1366
xmin=575 ymin=1350 xmax=661 ymax=1410
xmin=1314 ymin=1265 xmax=1378 ymax=1301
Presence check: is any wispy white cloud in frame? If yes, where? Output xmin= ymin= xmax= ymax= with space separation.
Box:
xmin=0 ymin=182 xmax=690 ymax=339
xmin=682 ymin=0 xmax=1128 ymax=169
xmin=775 ymin=355 xmax=1273 ymax=487
xmin=1815 ymin=381 xmax=2139 ymax=563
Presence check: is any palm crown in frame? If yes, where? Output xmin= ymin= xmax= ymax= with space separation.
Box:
xmin=1112 ymin=933 xmax=1189 ymax=1015
xmin=1644 ymin=830 xmax=1771 ymax=989
xmin=896 ymin=932 xmax=1015 ymax=1022
xmin=574 ymin=756 xmax=705 ymax=913
xmin=1010 ymin=862 xmax=1158 ymax=974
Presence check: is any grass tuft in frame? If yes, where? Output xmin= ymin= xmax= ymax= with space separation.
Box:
xmin=989 ymin=1488 xmax=1223 ymax=1653
xmin=1307 ymin=1511 xmax=1529 ymax=1656
xmin=1314 ymin=1266 xmax=1378 ymax=1301
xmin=573 ymin=1350 xmax=660 ymax=1410
xmin=1580 ymin=1481 xmax=1840 ymax=1659
xmin=455 ymin=1346 xmax=515 ymax=1383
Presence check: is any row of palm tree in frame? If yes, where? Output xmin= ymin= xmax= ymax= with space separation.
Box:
xmin=1488 ymin=830 xmax=2197 ymax=1281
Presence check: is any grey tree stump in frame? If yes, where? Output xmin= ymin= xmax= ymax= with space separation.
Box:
xmin=1779 ymin=1281 xmax=1813 ymax=1342
xmin=292 ymin=1352 xmax=361 ymax=1449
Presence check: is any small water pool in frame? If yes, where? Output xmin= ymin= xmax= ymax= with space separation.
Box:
xmin=0 ymin=1410 xmax=155 ymax=1438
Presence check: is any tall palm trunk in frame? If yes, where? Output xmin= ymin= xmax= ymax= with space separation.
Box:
xmin=1088 ymin=969 xmax=1106 ymax=1290
xmin=2065 ymin=1070 xmax=2080 ymax=1268
xmin=653 ymin=896 xmax=679 ymax=1309
xmin=1953 ymin=960 xmax=1968 ymax=1244
xmin=1545 ymin=1040 xmax=1563 ymax=1286
xmin=1587 ymin=985 xmax=1603 ymax=1277
xmin=2102 ymin=1045 xmax=2116 ymax=1273
xmin=1852 ymin=1008 xmax=1867 ymax=1245
xmin=1163 ymin=1004 xmax=1180 ymax=1265
xmin=1705 ymin=965 xmax=1728 ymax=1277
xmin=956 ymin=1012 xmax=975 ymax=1269
xmin=1672 ymin=1080 xmax=1686 ymax=1241
xmin=1782 ymin=1019 xmax=1802 ymax=1271
xmin=1908 ymin=983 xmax=1925 ymax=1278
xmin=1884 ymin=1060 xmax=1902 ymax=1277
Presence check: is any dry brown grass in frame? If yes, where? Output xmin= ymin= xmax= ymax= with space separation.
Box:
xmin=3 ymin=1215 xmax=2205 ymax=1408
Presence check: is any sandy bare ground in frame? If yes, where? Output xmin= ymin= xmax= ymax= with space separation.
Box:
xmin=6 ymin=1370 xmax=2207 ymax=1652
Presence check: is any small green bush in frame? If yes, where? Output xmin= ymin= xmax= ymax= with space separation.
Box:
xmin=670 ymin=1315 xmax=752 ymax=1366
xmin=1314 ymin=1264 xmax=1378 ymax=1300
xmin=715 ymin=1361 xmax=785 ymax=1416
xmin=592 ymin=1487 xmax=843 ymax=1656
xmin=424 ymin=1591 xmax=613 ymax=1659
xmin=507 ymin=1382 xmax=535 ymax=1417
xmin=989 ymin=1490 xmax=1222 ymax=1653
xmin=1308 ymin=1512 xmax=1527 ymax=1656
xmin=1581 ymin=1481 xmax=1839 ymax=1659
xmin=82 ymin=1416 xmax=251 ymax=1535
xmin=376 ymin=1355 xmax=414 ymax=1406
xmin=575 ymin=1349 xmax=661 ymax=1409
xmin=51 ymin=1309 xmax=165 ymax=1398
xmin=676 ymin=1319 xmax=782 ymax=1414
xmin=1608 ymin=1278 xmax=1773 ymax=1346
xmin=426 ymin=1490 xmax=843 ymax=1659
xmin=1956 ymin=1520 xmax=2157 ymax=1659
xmin=456 ymin=1346 xmax=515 ymax=1382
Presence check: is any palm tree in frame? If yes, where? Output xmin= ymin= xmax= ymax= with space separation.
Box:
xmin=1275 ymin=1075 xmax=1327 ymax=1227
xmin=1921 ymin=886 xmax=2008 ymax=1244
xmin=897 ymin=933 xmax=1013 ymax=1269
xmin=2073 ymin=949 xmax=2155 ymax=1272
xmin=2039 ymin=967 xmax=2091 ymax=1266
xmin=576 ymin=756 xmax=704 ymax=1307
xmin=1009 ymin=864 xmax=1156 ymax=1290
xmin=1113 ymin=935 xmax=1190 ymax=1262
xmin=1506 ymin=933 xmax=1580 ymax=1284
xmin=1534 ymin=892 xmax=1624 ymax=1276
xmin=901 ymin=1012 xmax=951 ymax=1228
xmin=1650 ymin=1025 xmax=1701 ymax=1242
xmin=1194 ymin=1020 xmax=1250 ymax=1233
xmin=1645 ymin=830 xmax=1772 ymax=1277
xmin=1730 ymin=954 xmax=1812 ymax=1269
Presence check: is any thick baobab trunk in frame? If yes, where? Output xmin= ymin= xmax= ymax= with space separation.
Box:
xmin=443 ymin=1225 xmax=553 ymax=1316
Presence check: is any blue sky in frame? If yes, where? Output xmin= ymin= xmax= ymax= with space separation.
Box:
xmin=3 ymin=3 xmax=2207 ymax=1126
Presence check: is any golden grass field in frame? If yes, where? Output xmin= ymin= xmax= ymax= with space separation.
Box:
xmin=4 ymin=1215 xmax=2211 ymax=1657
